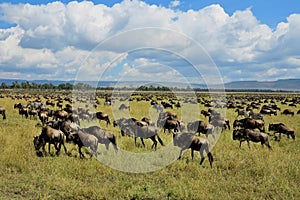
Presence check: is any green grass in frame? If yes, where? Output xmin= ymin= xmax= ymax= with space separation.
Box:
xmin=0 ymin=91 xmax=300 ymax=199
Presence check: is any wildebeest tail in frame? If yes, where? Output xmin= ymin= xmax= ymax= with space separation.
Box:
xmin=111 ymin=135 xmax=118 ymax=151
xmin=157 ymin=135 xmax=164 ymax=146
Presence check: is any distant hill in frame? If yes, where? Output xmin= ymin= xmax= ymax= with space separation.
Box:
xmin=0 ymin=78 xmax=299 ymax=91
xmin=223 ymin=79 xmax=300 ymax=91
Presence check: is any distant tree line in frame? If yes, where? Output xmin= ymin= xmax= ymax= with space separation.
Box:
xmin=0 ymin=81 xmax=185 ymax=91
xmin=0 ymin=81 xmax=93 ymax=90
xmin=2 ymin=81 xmax=295 ymax=92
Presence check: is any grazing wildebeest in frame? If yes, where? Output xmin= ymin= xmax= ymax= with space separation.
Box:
xmin=200 ymin=110 xmax=211 ymax=118
xmin=141 ymin=117 xmax=155 ymax=126
xmin=17 ymin=106 xmax=28 ymax=118
xmin=54 ymin=110 xmax=68 ymax=121
xmin=113 ymin=117 xmax=137 ymax=136
xmin=269 ymin=123 xmax=295 ymax=140
xmin=173 ymin=132 xmax=214 ymax=168
xmin=67 ymin=113 xmax=80 ymax=125
xmin=232 ymin=129 xmax=272 ymax=150
xmin=233 ymin=118 xmax=265 ymax=132
xmin=0 ymin=106 xmax=6 ymax=120
xmin=118 ymin=103 xmax=130 ymax=111
xmin=82 ymin=126 xmax=118 ymax=152
xmin=33 ymin=126 xmax=68 ymax=156
xmin=249 ymin=111 xmax=264 ymax=121
xmin=281 ymin=109 xmax=294 ymax=116
xmin=161 ymin=118 xmax=181 ymax=133
xmin=210 ymin=118 xmax=230 ymax=132
xmin=187 ymin=120 xmax=214 ymax=138
xmin=124 ymin=124 xmax=164 ymax=150
xmin=38 ymin=111 xmax=49 ymax=125
xmin=161 ymin=101 xmax=173 ymax=109
xmin=28 ymin=109 xmax=38 ymax=120
xmin=260 ymin=108 xmax=277 ymax=116
xmin=235 ymin=109 xmax=249 ymax=118
xmin=152 ymin=104 xmax=164 ymax=112
xmin=68 ymin=129 xmax=98 ymax=158
xmin=95 ymin=112 xmax=111 ymax=126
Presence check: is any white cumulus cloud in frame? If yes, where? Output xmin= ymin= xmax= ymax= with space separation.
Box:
xmin=0 ymin=1 xmax=299 ymax=83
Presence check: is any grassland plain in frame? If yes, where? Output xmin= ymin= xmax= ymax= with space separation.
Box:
xmin=0 ymin=91 xmax=300 ymax=199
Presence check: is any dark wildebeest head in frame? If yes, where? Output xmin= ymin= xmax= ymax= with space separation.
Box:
xmin=33 ymin=135 xmax=44 ymax=151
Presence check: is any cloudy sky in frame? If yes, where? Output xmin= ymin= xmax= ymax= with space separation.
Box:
xmin=0 ymin=0 xmax=300 ymax=84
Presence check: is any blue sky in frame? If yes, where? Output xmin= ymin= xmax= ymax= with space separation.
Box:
xmin=2 ymin=0 xmax=299 ymax=29
xmin=0 ymin=0 xmax=300 ymax=84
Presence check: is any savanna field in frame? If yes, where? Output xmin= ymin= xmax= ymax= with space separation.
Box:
xmin=0 ymin=89 xmax=300 ymax=200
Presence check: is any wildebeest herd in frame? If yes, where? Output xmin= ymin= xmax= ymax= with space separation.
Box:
xmin=1 ymin=91 xmax=299 ymax=168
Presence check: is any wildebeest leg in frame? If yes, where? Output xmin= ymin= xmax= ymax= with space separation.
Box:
xmin=42 ymin=143 xmax=47 ymax=155
xmin=91 ymin=144 xmax=98 ymax=158
xmin=105 ymin=142 xmax=109 ymax=151
xmin=140 ymin=138 xmax=145 ymax=148
xmin=134 ymin=137 xmax=138 ymax=146
xmin=191 ymin=149 xmax=194 ymax=160
xmin=239 ymin=140 xmax=243 ymax=148
xmin=48 ymin=140 xmax=52 ymax=155
xmin=60 ymin=140 xmax=68 ymax=155
xmin=178 ymin=148 xmax=185 ymax=160
xmin=55 ymin=142 xmax=61 ymax=155
xmin=265 ymin=142 xmax=272 ymax=150
xmin=78 ymin=146 xmax=85 ymax=159
xmin=279 ymin=132 xmax=282 ymax=141
xmin=247 ymin=139 xmax=251 ymax=149
xmin=150 ymin=137 xmax=157 ymax=150
xmin=207 ymin=152 xmax=214 ymax=168
xmin=199 ymin=150 xmax=205 ymax=165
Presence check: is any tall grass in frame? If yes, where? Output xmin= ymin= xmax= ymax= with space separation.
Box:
xmin=0 ymin=92 xmax=299 ymax=199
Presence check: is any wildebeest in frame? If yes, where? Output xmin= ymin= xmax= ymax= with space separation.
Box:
xmin=233 ymin=118 xmax=265 ymax=132
xmin=113 ymin=117 xmax=137 ymax=136
xmin=28 ymin=109 xmax=38 ymax=120
xmin=161 ymin=101 xmax=173 ymax=109
xmin=187 ymin=120 xmax=214 ymax=138
xmin=281 ymin=109 xmax=294 ymax=116
xmin=160 ymin=118 xmax=181 ymax=133
xmin=124 ymin=124 xmax=164 ymax=150
xmin=249 ymin=111 xmax=264 ymax=121
xmin=33 ymin=126 xmax=68 ymax=156
xmin=235 ymin=109 xmax=249 ymax=118
xmin=38 ymin=111 xmax=49 ymax=125
xmin=54 ymin=110 xmax=68 ymax=121
xmin=14 ymin=103 xmax=29 ymax=118
xmin=67 ymin=113 xmax=80 ymax=125
xmin=260 ymin=105 xmax=278 ymax=116
xmin=268 ymin=123 xmax=295 ymax=140
xmin=210 ymin=118 xmax=230 ymax=132
xmin=200 ymin=110 xmax=211 ymax=118
xmin=232 ymin=129 xmax=272 ymax=150
xmin=0 ymin=106 xmax=6 ymax=120
xmin=173 ymin=132 xmax=214 ymax=168
xmin=141 ymin=117 xmax=155 ymax=126
xmin=118 ymin=103 xmax=130 ymax=111
xmin=152 ymin=104 xmax=164 ymax=112
xmin=81 ymin=126 xmax=118 ymax=152
xmin=68 ymin=129 xmax=98 ymax=158
xmin=95 ymin=112 xmax=111 ymax=126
